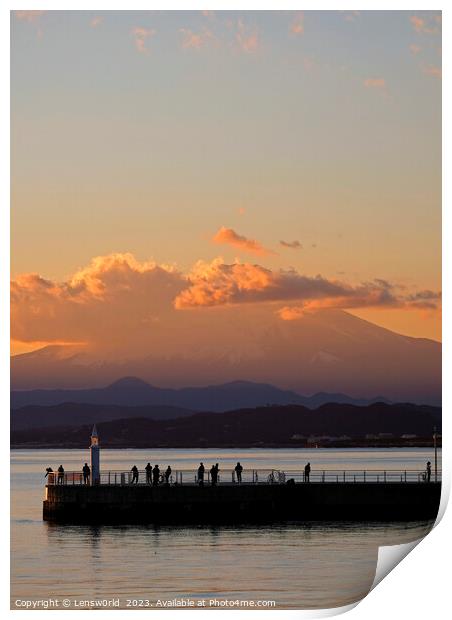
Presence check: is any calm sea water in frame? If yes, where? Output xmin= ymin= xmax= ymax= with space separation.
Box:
xmin=11 ymin=448 xmax=439 ymax=610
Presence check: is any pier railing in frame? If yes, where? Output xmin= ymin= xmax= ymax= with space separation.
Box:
xmin=45 ymin=468 xmax=441 ymax=486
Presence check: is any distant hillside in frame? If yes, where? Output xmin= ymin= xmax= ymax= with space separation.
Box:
xmin=10 ymin=402 xmax=195 ymax=432
xmin=10 ymin=377 xmax=390 ymax=413
xmin=11 ymin=310 xmax=441 ymax=406
xmin=11 ymin=402 xmax=441 ymax=448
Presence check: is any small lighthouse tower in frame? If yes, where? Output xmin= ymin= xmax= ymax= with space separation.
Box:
xmin=90 ymin=425 xmax=100 ymax=485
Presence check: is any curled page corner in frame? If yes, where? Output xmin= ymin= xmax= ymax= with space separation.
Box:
xmin=435 ymin=476 xmax=450 ymax=524
xmin=371 ymin=538 xmax=422 ymax=590
xmin=370 ymin=476 xmax=448 ymax=593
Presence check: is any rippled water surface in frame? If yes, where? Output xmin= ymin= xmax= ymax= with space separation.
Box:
xmin=11 ymin=448 xmax=438 ymax=610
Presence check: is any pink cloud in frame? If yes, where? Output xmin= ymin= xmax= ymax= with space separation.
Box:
xmin=290 ymin=12 xmax=304 ymax=35
xmin=212 ymin=227 xmax=275 ymax=256
xmin=343 ymin=11 xmax=360 ymax=23
xmin=421 ymin=64 xmax=442 ymax=79
xmin=179 ymin=28 xmax=214 ymax=50
xmin=15 ymin=10 xmax=46 ymax=22
xmin=131 ymin=27 xmax=156 ymax=54
xmin=410 ymin=15 xmax=441 ymax=35
xmin=90 ymin=16 xmax=103 ymax=28
xmin=235 ymin=19 xmax=259 ymax=53
xmin=363 ymin=78 xmax=386 ymax=90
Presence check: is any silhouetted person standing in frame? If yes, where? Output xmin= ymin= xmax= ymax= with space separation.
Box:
xmin=57 ymin=465 xmax=65 ymax=485
xmin=131 ymin=465 xmax=139 ymax=484
xmin=426 ymin=461 xmax=432 ymax=483
xmin=198 ymin=462 xmax=205 ymax=486
xmin=235 ymin=462 xmax=243 ymax=483
xmin=45 ymin=467 xmax=53 ymax=478
xmin=304 ymin=462 xmax=311 ymax=483
xmin=165 ymin=466 xmax=172 ymax=484
xmin=145 ymin=462 xmax=152 ymax=485
xmin=82 ymin=462 xmax=91 ymax=485
xmin=152 ymin=464 xmax=160 ymax=486
xmin=210 ymin=464 xmax=216 ymax=486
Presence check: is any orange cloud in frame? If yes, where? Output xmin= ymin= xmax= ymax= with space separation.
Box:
xmin=175 ymin=258 xmax=441 ymax=313
xmin=343 ymin=11 xmax=360 ymax=23
xmin=174 ymin=259 xmax=273 ymax=309
xmin=212 ymin=227 xmax=275 ymax=256
xmin=363 ymin=78 xmax=386 ymax=90
xmin=410 ymin=15 xmax=441 ymax=35
xmin=278 ymin=289 xmax=442 ymax=320
xmin=90 ymin=16 xmax=103 ymax=28
xmin=290 ymin=12 xmax=304 ymax=35
xmin=277 ymin=306 xmax=305 ymax=321
xmin=11 ymin=253 xmax=185 ymax=347
xmin=410 ymin=16 xmax=425 ymax=32
xmin=235 ymin=19 xmax=259 ymax=53
xmin=179 ymin=28 xmax=214 ymax=49
xmin=131 ymin=27 xmax=156 ymax=54
xmin=11 ymin=254 xmax=441 ymax=354
xmin=421 ymin=64 xmax=442 ymax=79
xmin=15 ymin=11 xmax=46 ymax=22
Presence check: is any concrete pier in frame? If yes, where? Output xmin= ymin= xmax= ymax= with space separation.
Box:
xmin=43 ymin=481 xmax=441 ymax=524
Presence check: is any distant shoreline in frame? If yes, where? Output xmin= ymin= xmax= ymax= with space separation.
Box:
xmin=10 ymin=440 xmax=441 ymax=450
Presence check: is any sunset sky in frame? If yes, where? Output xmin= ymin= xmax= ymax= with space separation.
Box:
xmin=11 ymin=10 xmax=442 ymax=357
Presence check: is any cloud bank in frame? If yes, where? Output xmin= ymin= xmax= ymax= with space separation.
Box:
xmin=175 ymin=259 xmax=440 ymax=311
xmin=11 ymin=253 xmax=441 ymax=352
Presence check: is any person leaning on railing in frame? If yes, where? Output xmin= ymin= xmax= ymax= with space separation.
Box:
xmin=82 ymin=462 xmax=91 ymax=485
xmin=234 ymin=462 xmax=243 ymax=483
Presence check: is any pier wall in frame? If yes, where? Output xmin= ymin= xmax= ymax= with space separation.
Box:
xmin=43 ymin=482 xmax=441 ymax=524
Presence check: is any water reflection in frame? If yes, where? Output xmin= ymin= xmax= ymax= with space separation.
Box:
xmin=12 ymin=449 xmax=438 ymax=609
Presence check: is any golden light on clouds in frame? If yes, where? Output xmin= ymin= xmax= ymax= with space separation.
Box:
xmin=11 ymin=253 xmax=441 ymax=355
xmin=212 ymin=227 xmax=276 ymax=256
xmin=11 ymin=11 xmax=442 ymax=353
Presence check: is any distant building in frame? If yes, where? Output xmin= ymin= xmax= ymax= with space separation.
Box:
xmin=307 ymin=435 xmax=352 ymax=444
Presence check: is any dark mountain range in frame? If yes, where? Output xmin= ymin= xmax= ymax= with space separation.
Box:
xmin=11 ymin=377 xmax=390 ymax=414
xmin=11 ymin=402 xmax=441 ymax=448
xmin=10 ymin=402 xmax=195 ymax=432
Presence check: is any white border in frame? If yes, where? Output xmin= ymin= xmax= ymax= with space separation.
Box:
xmin=3 ymin=1 xmax=448 ymax=618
